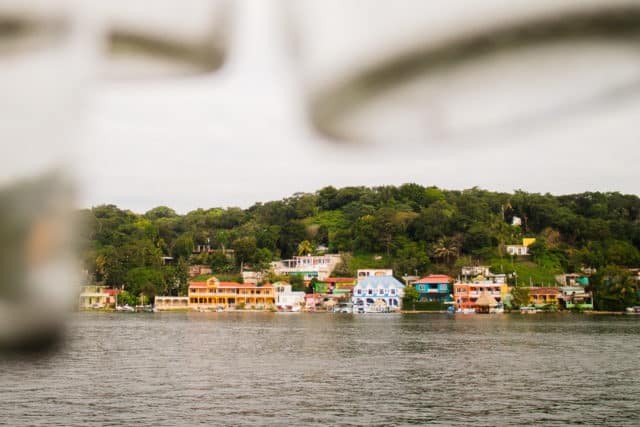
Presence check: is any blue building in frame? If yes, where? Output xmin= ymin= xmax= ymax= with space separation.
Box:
xmin=352 ymin=275 xmax=405 ymax=312
xmin=413 ymin=274 xmax=453 ymax=303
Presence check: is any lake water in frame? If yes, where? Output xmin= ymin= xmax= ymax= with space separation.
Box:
xmin=1 ymin=312 xmax=639 ymax=426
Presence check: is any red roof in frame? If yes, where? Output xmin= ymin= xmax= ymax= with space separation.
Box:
xmin=322 ymin=277 xmax=356 ymax=283
xmin=415 ymin=274 xmax=454 ymax=284
xmin=189 ymin=282 xmax=207 ymax=288
xmin=102 ymin=288 xmax=120 ymax=296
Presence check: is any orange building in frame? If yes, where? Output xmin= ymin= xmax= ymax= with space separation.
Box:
xmin=453 ymin=277 xmax=507 ymax=309
xmin=188 ymin=276 xmax=275 ymax=310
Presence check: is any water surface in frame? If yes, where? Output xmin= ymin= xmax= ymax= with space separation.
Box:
xmin=1 ymin=312 xmax=639 ymax=426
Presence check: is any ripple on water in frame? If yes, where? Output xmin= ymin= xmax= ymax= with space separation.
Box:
xmin=1 ymin=312 xmax=639 ymax=426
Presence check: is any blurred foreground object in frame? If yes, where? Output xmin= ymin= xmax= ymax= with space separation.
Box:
xmin=97 ymin=0 xmax=230 ymax=79
xmin=289 ymin=0 xmax=640 ymax=143
xmin=0 ymin=0 xmax=89 ymax=353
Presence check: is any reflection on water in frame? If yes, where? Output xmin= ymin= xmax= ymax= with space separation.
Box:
xmin=1 ymin=313 xmax=639 ymax=426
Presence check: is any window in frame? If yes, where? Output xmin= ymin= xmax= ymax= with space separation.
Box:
xmin=367 ymin=288 xmax=373 ymax=295
xmin=390 ymin=289 xmax=396 ymax=295
xmin=379 ymin=288 xmax=385 ymax=295
xmin=356 ymin=289 xmax=362 ymax=295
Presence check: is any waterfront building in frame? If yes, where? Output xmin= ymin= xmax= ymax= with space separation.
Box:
xmin=505 ymin=238 xmax=536 ymax=256
xmin=78 ymin=285 xmax=119 ymax=309
xmin=413 ymin=274 xmax=453 ymax=303
xmin=528 ymin=287 xmax=561 ymax=308
xmin=154 ymin=296 xmax=189 ymax=310
xmin=453 ymin=275 xmax=508 ymax=309
xmin=557 ymin=287 xmax=593 ymax=310
xmin=352 ymin=275 xmax=405 ymax=312
xmin=188 ymin=276 xmax=275 ymax=309
xmin=271 ymin=254 xmax=342 ymax=281
xmin=274 ymin=282 xmax=306 ymax=311
xmin=304 ymin=293 xmax=323 ymax=311
xmin=313 ymin=277 xmax=356 ymax=296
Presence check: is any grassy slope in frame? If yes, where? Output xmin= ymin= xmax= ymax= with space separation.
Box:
xmin=489 ymin=256 xmax=562 ymax=286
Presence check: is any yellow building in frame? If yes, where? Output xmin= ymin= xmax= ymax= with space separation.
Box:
xmin=528 ymin=287 xmax=561 ymax=307
xmin=188 ymin=276 xmax=275 ymax=309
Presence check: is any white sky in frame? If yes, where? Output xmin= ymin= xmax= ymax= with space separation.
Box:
xmin=77 ymin=1 xmax=640 ymax=214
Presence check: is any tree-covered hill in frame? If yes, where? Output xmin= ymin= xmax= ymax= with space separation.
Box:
xmin=78 ymin=184 xmax=640 ymax=301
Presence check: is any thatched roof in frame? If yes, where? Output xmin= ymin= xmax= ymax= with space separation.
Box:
xmin=475 ymin=292 xmax=498 ymax=306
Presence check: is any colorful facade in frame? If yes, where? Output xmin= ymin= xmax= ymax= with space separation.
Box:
xmin=79 ymin=286 xmax=119 ymax=309
xmin=413 ymin=274 xmax=453 ymax=303
xmin=188 ymin=276 xmax=275 ymax=309
xmin=528 ymin=287 xmax=561 ymax=308
xmin=313 ymin=277 xmax=356 ymax=295
xmin=352 ymin=275 xmax=405 ymax=312
xmin=453 ymin=275 xmax=509 ymax=309
xmin=557 ymin=287 xmax=593 ymax=310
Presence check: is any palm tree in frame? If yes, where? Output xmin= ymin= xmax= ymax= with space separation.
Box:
xmin=432 ymin=236 xmax=459 ymax=265
xmin=297 ymin=240 xmax=314 ymax=256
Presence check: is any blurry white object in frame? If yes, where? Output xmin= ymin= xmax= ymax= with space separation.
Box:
xmin=95 ymin=0 xmax=230 ymax=79
xmin=289 ymin=0 xmax=640 ymax=143
xmin=0 ymin=0 xmax=93 ymax=351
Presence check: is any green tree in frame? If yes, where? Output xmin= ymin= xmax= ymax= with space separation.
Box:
xmin=232 ymin=236 xmax=258 ymax=269
xmin=297 ymin=240 xmax=314 ymax=256
xmin=432 ymin=236 xmax=460 ymax=265
xmin=511 ymin=287 xmax=530 ymax=308
xmin=289 ymin=274 xmax=306 ymax=292
xmin=402 ymin=285 xmax=420 ymax=310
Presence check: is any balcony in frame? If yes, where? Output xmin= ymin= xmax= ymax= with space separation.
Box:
xmin=189 ymin=291 xmax=273 ymax=297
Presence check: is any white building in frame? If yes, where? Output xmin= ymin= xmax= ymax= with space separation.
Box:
xmin=352 ymin=275 xmax=405 ymax=312
xmin=154 ymin=296 xmax=189 ymax=310
xmin=506 ymin=245 xmax=529 ymax=256
xmin=271 ymin=254 xmax=342 ymax=281
xmin=356 ymin=269 xmax=393 ymax=280
xmin=505 ymin=238 xmax=537 ymax=256
xmin=274 ymin=282 xmax=306 ymax=311
xmin=460 ymin=266 xmax=506 ymax=283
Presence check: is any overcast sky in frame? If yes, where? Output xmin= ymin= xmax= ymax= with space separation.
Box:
xmin=77 ymin=1 xmax=640 ymax=214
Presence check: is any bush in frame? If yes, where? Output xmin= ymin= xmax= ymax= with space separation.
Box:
xmin=413 ymin=301 xmax=447 ymax=311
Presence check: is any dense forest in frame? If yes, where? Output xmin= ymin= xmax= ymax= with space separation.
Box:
xmin=79 ymin=184 xmax=640 ymax=309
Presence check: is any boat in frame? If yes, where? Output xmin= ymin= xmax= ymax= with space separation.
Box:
xmin=116 ymin=304 xmax=135 ymax=312
xmin=333 ymin=302 xmax=353 ymax=313
xmin=520 ymin=306 xmax=538 ymax=314
xmin=490 ymin=303 xmax=505 ymax=314
xmin=625 ymin=306 xmax=640 ymax=314
xmin=456 ymin=308 xmax=476 ymax=314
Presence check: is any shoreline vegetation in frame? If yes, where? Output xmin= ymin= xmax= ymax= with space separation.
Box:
xmin=79 ymin=184 xmax=640 ymax=312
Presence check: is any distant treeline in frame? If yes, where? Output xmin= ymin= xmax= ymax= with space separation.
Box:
xmin=78 ymin=185 xmax=640 ymax=306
